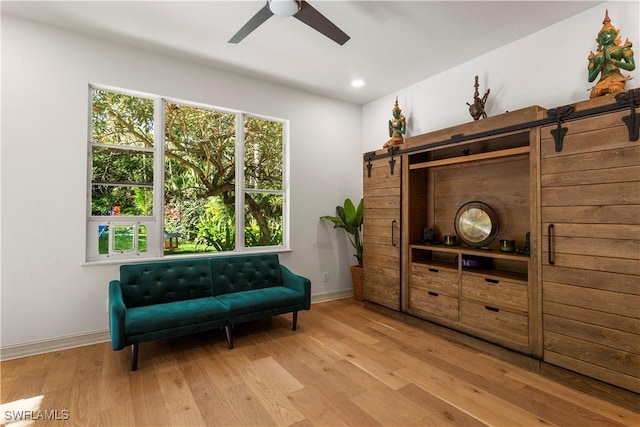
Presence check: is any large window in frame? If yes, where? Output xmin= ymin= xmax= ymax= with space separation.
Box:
xmin=87 ymin=87 xmax=288 ymax=262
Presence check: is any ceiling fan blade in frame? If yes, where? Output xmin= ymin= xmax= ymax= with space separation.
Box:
xmin=228 ymin=3 xmax=274 ymax=44
xmin=294 ymin=1 xmax=350 ymax=45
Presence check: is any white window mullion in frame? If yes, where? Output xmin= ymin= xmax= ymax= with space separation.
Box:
xmin=152 ymin=97 xmax=165 ymax=256
xmin=86 ymin=88 xmax=94 ymax=221
xmin=282 ymin=121 xmax=290 ymax=249
xmin=235 ymin=113 xmax=245 ymax=252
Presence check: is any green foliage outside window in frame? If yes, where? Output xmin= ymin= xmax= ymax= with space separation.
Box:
xmin=90 ymin=88 xmax=285 ymax=256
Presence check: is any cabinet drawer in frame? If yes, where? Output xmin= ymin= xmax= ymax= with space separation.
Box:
xmin=412 ymin=263 xmax=459 ymax=297
xmin=460 ymin=300 xmax=528 ymax=346
xmin=461 ymin=273 xmax=528 ymax=313
xmin=410 ymin=287 xmax=459 ymax=322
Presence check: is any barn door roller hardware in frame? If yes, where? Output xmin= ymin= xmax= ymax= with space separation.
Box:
xmin=387 ymin=146 xmax=400 ymax=175
xmin=363 ymin=147 xmax=399 ymax=177
xmin=615 ymin=88 xmax=640 ymax=142
xmin=547 ymin=105 xmax=574 ymax=152
xmin=364 ymin=151 xmax=375 ymax=178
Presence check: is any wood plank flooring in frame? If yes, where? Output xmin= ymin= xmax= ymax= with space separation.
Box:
xmin=1 ymin=298 xmax=638 ymax=426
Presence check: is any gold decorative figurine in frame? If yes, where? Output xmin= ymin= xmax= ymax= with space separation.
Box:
xmin=467 ymin=76 xmax=490 ymax=120
xmin=384 ymin=97 xmax=407 ymax=148
xmin=588 ymin=10 xmax=635 ymax=98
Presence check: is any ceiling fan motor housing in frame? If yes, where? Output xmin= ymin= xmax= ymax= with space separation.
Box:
xmin=269 ymin=0 xmax=300 ymax=17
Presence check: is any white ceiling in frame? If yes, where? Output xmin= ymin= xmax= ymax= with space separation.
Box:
xmin=2 ymin=0 xmax=603 ymax=104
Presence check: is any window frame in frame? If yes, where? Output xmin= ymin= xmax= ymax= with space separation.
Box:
xmin=86 ymin=84 xmax=290 ymax=263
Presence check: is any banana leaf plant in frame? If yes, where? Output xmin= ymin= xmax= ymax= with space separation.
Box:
xmin=321 ymin=198 xmax=363 ymax=266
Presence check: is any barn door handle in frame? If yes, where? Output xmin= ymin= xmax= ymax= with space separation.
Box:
xmin=548 ymin=223 xmax=555 ymax=265
xmin=391 ymin=220 xmax=397 ymax=246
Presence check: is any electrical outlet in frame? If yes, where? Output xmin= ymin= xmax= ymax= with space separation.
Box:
xmin=322 ymin=272 xmax=329 ymax=282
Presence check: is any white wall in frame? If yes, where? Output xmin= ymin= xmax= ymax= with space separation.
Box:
xmin=0 ymin=15 xmax=362 ymax=350
xmin=362 ymin=1 xmax=640 ymax=152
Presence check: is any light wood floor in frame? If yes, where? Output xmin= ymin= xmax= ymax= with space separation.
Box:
xmin=1 ymin=298 xmax=638 ymax=426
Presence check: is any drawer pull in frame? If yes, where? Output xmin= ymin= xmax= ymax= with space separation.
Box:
xmin=485 ymin=278 xmax=499 ymax=284
xmin=484 ymin=306 xmax=500 ymax=312
xmin=428 ymin=268 xmax=439 ymax=273
xmin=428 ymin=291 xmax=439 ymax=297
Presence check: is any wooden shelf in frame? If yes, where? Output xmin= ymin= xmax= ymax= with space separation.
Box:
xmin=411 ymin=244 xmax=530 ymax=263
xmin=409 ymin=146 xmax=530 ymax=170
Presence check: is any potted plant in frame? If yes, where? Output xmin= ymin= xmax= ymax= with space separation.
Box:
xmin=320 ymin=198 xmax=364 ymax=300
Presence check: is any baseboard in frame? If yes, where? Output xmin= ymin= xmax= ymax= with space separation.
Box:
xmin=0 ymin=291 xmax=352 ymax=362
xmin=311 ymin=289 xmax=352 ymax=303
xmin=0 ymin=330 xmax=110 ymax=362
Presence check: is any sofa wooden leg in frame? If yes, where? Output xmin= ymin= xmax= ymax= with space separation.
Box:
xmin=292 ymin=311 xmax=298 ymax=331
xmin=131 ymin=344 xmax=139 ymax=371
xmin=225 ymin=325 xmax=234 ymax=349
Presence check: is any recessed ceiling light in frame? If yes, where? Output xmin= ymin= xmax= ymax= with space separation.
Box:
xmin=351 ymin=79 xmax=365 ymax=88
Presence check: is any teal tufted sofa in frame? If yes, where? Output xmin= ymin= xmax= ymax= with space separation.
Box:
xmin=109 ymin=253 xmax=311 ymax=370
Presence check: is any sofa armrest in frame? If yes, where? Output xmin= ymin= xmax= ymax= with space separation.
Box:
xmin=280 ymin=265 xmax=311 ymax=310
xmin=109 ymin=280 xmax=127 ymax=350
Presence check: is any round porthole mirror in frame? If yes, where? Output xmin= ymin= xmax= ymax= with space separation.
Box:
xmin=454 ymin=201 xmax=499 ymax=248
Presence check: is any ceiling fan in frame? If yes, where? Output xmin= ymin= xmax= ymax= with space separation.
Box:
xmin=229 ymin=0 xmax=350 ymax=45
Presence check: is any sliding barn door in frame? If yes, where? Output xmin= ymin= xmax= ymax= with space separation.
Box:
xmin=540 ymin=101 xmax=640 ymax=393
xmin=362 ymin=154 xmax=401 ymax=310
